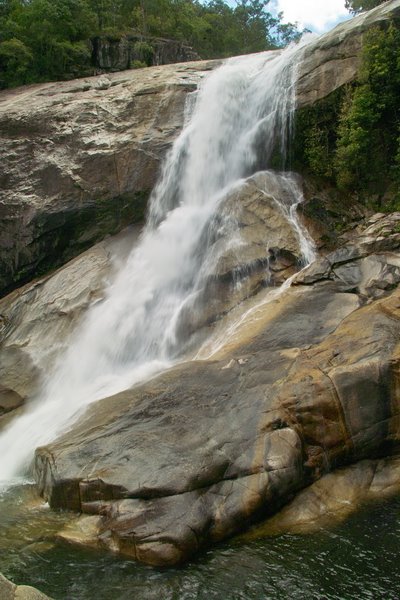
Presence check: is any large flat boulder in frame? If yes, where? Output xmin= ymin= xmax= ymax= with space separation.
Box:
xmin=33 ymin=250 xmax=400 ymax=564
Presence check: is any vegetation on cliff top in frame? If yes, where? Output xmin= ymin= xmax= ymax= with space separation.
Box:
xmin=0 ymin=0 xmax=300 ymax=88
xmin=293 ymin=19 xmax=400 ymax=212
xmin=345 ymin=0 xmax=388 ymax=14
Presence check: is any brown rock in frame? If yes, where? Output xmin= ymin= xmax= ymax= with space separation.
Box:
xmin=2 ymin=0 xmax=400 ymax=297
xmin=0 ymin=386 xmax=24 ymax=415
xmin=243 ymin=457 xmax=400 ymax=538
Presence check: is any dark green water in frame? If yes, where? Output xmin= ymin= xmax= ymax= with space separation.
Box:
xmin=1 ymin=485 xmax=399 ymax=600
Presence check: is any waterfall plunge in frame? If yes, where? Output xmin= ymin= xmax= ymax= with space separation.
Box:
xmin=0 ymin=41 xmax=315 ymax=484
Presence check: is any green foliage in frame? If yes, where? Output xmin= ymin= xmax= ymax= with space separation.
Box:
xmin=131 ymin=58 xmax=147 ymax=68
xmin=0 ymin=0 xmax=301 ymax=88
xmin=345 ymin=0 xmax=387 ymax=14
xmin=0 ymin=0 xmax=95 ymax=84
xmin=293 ymin=21 xmax=400 ymax=211
xmin=133 ymin=40 xmax=153 ymax=65
xmin=334 ymin=85 xmax=379 ymax=189
xmin=291 ymin=88 xmax=343 ymax=180
xmin=0 ymin=37 xmax=32 ymax=86
xmin=335 ymin=25 xmax=400 ymax=195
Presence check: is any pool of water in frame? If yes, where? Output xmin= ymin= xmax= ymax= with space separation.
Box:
xmin=1 ymin=484 xmax=399 ymax=599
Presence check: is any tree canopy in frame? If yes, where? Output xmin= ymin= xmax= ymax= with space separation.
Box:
xmin=292 ymin=20 xmax=400 ymax=211
xmin=0 ymin=0 xmax=301 ymax=88
xmin=345 ymin=0 xmax=387 ymax=14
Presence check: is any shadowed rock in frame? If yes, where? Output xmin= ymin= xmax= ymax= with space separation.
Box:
xmin=243 ymin=457 xmax=400 ymax=538
xmin=0 ymin=228 xmax=140 ymax=403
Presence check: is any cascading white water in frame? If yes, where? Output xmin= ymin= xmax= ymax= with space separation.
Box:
xmin=0 ymin=40 xmax=315 ymax=484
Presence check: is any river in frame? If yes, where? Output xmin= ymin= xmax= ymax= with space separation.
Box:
xmin=1 ymin=484 xmax=399 ymax=599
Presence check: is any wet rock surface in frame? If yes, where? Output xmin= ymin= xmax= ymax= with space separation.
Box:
xmin=0 ymin=169 xmax=309 ymax=407
xmin=0 ymin=227 xmax=140 ymax=405
xmin=172 ymin=171 xmax=310 ymax=336
xmin=0 ymin=573 xmax=52 ymax=600
xmin=32 ymin=214 xmax=400 ymax=566
xmin=293 ymin=212 xmax=400 ymax=296
xmin=244 ymin=456 xmax=400 ymax=538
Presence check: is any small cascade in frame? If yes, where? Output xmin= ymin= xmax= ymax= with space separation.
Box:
xmin=195 ymin=170 xmax=316 ymax=360
xmin=0 ymin=39 xmax=316 ymax=484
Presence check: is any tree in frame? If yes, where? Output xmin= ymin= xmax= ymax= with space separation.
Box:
xmin=345 ymin=0 xmax=388 ymax=14
xmin=0 ymin=0 xmax=302 ymax=88
xmin=232 ymin=0 xmax=278 ymax=53
xmin=0 ymin=0 xmax=96 ymax=86
xmin=0 ymin=37 xmax=32 ymax=87
xmin=334 ymin=24 xmax=400 ymax=196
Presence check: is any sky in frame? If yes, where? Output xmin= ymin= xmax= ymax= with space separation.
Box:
xmin=224 ymin=0 xmax=351 ymax=34
xmin=272 ymin=0 xmax=350 ymax=33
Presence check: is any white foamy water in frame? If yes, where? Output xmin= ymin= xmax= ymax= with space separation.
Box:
xmin=0 ymin=40 xmax=315 ymax=484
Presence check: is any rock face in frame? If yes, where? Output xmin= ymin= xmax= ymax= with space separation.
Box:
xmin=0 ymin=227 xmax=140 ymax=417
xmin=33 ymin=213 xmax=400 ymax=566
xmin=92 ymin=35 xmax=200 ymax=72
xmin=244 ymin=456 xmax=400 ymax=538
xmin=0 ymin=60 xmax=216 ymax=295
xmin=296 ymin=0 xmax=400 ymax=107
xmin=1 ymin=0 xmax=400 ymax=296
xmin=0 ymin=168 xmax=310 ymax=412
xmin=215 ymin=172 xmax=306 ymax=281
xmin=173 ymin=171 xmax=311 ymax=337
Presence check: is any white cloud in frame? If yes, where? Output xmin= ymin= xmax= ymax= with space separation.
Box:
xmin=274 ymin=0 xmax=349 ymax=32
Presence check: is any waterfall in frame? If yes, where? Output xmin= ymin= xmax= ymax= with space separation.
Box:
xmin=0 ymin=40 xmax=315 ymax=485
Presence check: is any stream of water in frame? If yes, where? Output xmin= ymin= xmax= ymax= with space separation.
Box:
xmin=0 ymin=40 xmax=314 ymax=483
xmin=0 ymin=483 xmax=399 ymax=599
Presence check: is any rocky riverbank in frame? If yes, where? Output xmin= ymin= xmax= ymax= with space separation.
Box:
xmin=28 ymin=211 xmax=400 ymax=566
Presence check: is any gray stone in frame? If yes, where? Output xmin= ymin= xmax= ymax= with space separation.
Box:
xmin=0 ymin=573 xmax=51 ymax=600
xmin=92 ymin=35 xmax=200 ymax=72
xmin=0 ymin=60 xmax=215 ymax=295
xmin=296 ymin=0 xmax=400 ymax=107
xmin=0 ymin=227 xmax=140 ymax=401
xmin=2 ymin=1 xmax=400 ymax=296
